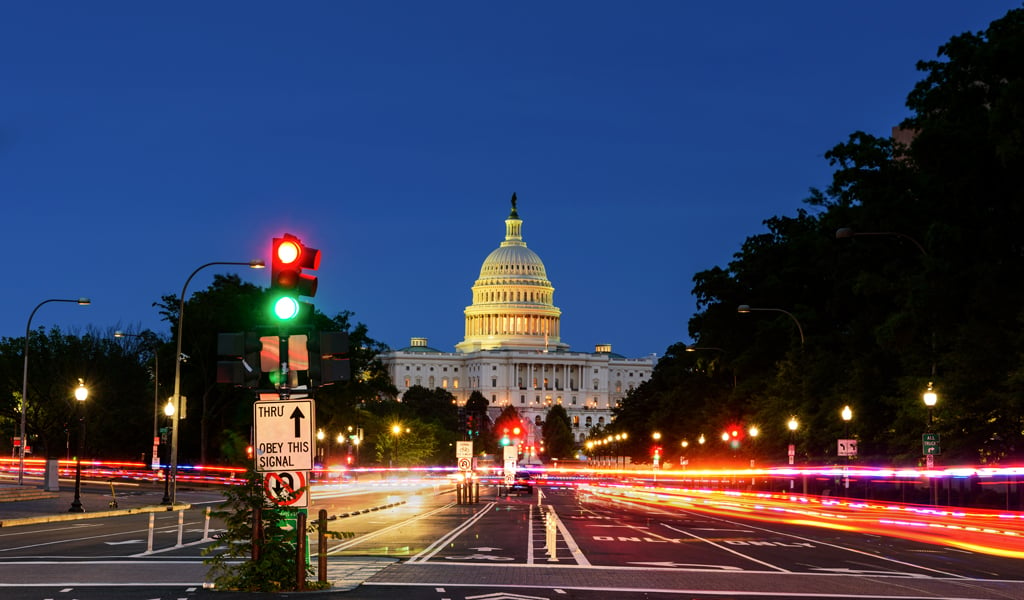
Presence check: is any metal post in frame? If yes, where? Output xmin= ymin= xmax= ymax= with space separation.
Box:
xmin=318 ymin=509 xmax=327 ymax=584
xmin=296 ymin=511 xmax=307 ymax=591
xmin=68 ymin=405 xmax=85 ymax=513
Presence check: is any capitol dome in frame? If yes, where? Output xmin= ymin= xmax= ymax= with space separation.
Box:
xmin=456 ymin=194 xmax=569 ymax=353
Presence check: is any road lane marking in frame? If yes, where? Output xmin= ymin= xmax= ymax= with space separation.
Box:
xmin=408 ymin=502 xmax=496 ymax=563
xmin=325 ymin=502 xmax=456 ymax=554
xmin=659 ymin=523 xmax=790 ymax=572
xmin=665 ymin=512 xmax=970 ymax=579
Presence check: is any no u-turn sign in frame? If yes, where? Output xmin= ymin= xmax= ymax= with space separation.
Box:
xmin=264 ymin=470 xmax=308 ymax=507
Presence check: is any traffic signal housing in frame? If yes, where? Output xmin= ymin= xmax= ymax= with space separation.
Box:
xmin=216 ymin=332 xmax=264 ymax=388
xmin=270 ymin=233 xmax=320 ymax=321
xmin=307 ymin=331 xmax=350 ymax=388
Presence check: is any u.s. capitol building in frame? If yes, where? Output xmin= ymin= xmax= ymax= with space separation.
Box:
xmin=376 ymin=195 xmax=654 ymax=447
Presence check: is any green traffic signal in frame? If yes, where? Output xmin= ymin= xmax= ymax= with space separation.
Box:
xmin=273 ymin=295 xmax=300 ymax=320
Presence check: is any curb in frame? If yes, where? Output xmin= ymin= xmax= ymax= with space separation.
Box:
xmin=0 ymin=503 xmax=193 ymax=528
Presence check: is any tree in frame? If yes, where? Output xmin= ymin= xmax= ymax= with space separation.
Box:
xmin=541 ymin=404 xmax=575 ymax=460
xmin=619 ymin=7 xmax=1024 ymax=466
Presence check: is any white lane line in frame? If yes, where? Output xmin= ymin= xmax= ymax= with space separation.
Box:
xmin=659 ymin=522 xmax=789 ymax=572
xmin=0 ymin=520 xmax=205 ymax=553
xmin=664 ymin=511 xmax=969 ymax=579
xmin=526 ymin=504 xmax=535 ymax=565
xmin=408 ymin=502 xmax=496 ymax=563
xmin=326 ymin=502 xmax=456 ymax=554
xmin=547 ymin=505 xmax=590 ymax=566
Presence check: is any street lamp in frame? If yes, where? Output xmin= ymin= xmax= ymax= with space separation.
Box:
xmin=841 ymin=405 xmax=853 ymax=491
xmin=922 ymin=382 xmax=937 ymax=430
xmin=787 ymin=416 xmax=799 ymax=465
xmin=737 ymin=305 xmax=805 ymax=346
xmin=114 ymin=331 xmax=161 ymax=469
xmin=168 ymin=260 xmax=264 ymax=505
xmin=160 ymin=398 xmax=175 ymax=504
xmin=68 ymin=379 xmax=89 ymax=512
xmin=390 ymin=424 xmax=405 ymax=468
xmin=19 ymin=297 xmax=91 ymax=485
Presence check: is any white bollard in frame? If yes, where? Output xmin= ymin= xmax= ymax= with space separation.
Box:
xmin=202 ymin=506 xmax=212 ymax=541
xmin=175 ymin=509 xmax=185 ymax=547
xmin=145 ymin=512 xmax=155 ymax=554
xmin=545 ymin=507 xmax=558 ymax=561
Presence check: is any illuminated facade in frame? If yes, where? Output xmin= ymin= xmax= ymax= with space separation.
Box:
xmin=377 ymin=195 xmax=654 ymax=445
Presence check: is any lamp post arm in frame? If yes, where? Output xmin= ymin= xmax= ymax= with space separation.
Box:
xmin=20 ymin=298 xmax=89 ymax=485
xmin=169 ymin=260 xmax=262 ymax=504
xmin=743 ymin=307 xmax=805 ymax=346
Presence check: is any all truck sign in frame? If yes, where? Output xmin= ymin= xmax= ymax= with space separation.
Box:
xmin=253 ymin=399 xmax=315 ymax=472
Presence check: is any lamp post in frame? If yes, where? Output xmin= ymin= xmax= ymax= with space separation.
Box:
xmin=68 ymin=379 xmax=88 ymax=513
xmin=316 ymin=429 xmax=326 ymax=478
xmin=390 ymin=424 xmax=404 ymax=469
xmin=923 ymin=382 xmax=939 ymax=503
xmin=737 ymin=305 xmax=804 ymax=346
xmin=168 ymin=260 xmax=264 ymax=505
xmin=161 ymin=399 xmax=174 ymax=504
xmin=787 ymin=416 xmax=799 ymax=465
xmin=841 ymin=405 xmax=853 ymax=492
xmin=787 ymin=416 xmax=800 ymax=491
xmin=19 ymin=297 xmax=91 ymax=485
xmin=114 ymin=331 xmax=161 ymax=468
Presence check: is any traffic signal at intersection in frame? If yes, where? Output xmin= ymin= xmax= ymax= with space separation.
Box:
xmin=270 ymin=233 xmax=320 ymax=321
xmin=307 ymin=331 xmax=351 ymax=387
xmin=216 ymin=332 xmax=264 ymax=387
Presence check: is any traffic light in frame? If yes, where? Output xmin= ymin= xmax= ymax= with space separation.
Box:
xmin=307 ymin=331 xmax=350 ymax=388
xmin=216 ymin=332 xmax=264 ymax=387
xmin=270 ymin=233 xmax=320 ymax=321
xmin=723 ymin=424 xmax=744 ymax=449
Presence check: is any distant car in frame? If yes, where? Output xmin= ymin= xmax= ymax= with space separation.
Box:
xmin=509 ymin=472 xmax=534 ymax=495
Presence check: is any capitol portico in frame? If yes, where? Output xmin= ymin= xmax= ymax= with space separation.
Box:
xmin=376 ymin=195 xmax=655 ymax=446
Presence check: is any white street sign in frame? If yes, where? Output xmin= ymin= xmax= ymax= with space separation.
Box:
xmin=253 ymin=399 xmax=315 ymax=472
xmin=837 ymin=439 xmax=858 ymax=457
xmin=456 ymin=440 xmax=473 ymax=459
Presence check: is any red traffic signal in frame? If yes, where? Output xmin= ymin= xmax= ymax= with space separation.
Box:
xmin=271 ymin=233 xmax=320 ymax=320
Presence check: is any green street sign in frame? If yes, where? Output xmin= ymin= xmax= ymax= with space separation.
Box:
xmin=922 ymin=433 xmax=939 ymax=443
xmin=922 ymin=432 xmax=940 ymax=455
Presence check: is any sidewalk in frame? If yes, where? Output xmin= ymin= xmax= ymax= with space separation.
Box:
xmin=0 ymin=479 xmax=216 ymax=527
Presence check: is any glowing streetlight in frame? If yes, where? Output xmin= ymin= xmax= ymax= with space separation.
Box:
xmin=923 ymin=382 xmax=938 ymax=429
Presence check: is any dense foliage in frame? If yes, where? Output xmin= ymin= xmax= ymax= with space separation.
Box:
xmin=614 ymin=9 xmax=1024 ymax=468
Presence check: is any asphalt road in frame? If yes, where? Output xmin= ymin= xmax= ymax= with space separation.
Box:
xmin=0 ymin=480 xmax=1021 ymax=600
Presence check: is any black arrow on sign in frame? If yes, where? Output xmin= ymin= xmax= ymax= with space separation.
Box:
xmin=273 ymin=472 xmax=294 ymax=498
xmin=290 ymin=406 xmax=305 ymax=438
